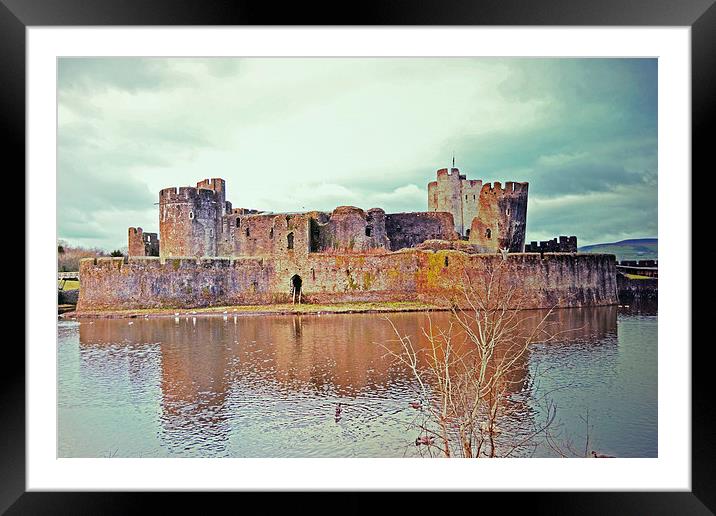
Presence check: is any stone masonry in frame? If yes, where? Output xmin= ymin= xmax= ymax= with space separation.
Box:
xmin=85 ymin=166 xmax=616 ymax=312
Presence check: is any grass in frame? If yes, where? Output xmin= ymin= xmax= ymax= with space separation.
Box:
xmin=65 ymin=300 xmax=445 ymax=319
xmin=623 ymin=273 xmax=653 ymax=280
xmin=58 ymin=280 xmax=80 ymax=291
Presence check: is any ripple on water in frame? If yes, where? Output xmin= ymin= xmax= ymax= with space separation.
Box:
xmin=58 ymin=310 xmax=657 ymax=458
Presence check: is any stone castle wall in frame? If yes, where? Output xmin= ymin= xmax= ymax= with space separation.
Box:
xmin=525 ymin=236 xmax=578 ymax=253
xmin=220 ymin=211 xmax=313 ymax=258
xmin=77 ymin=252 xmax=618 ymax=311
xmin=385 ymin=212 xmax=458 ymax=251
xmin=311 ymin=206 xmax=391 ymax=253
xmin=217 ymin=206 xmax=454 ymax=257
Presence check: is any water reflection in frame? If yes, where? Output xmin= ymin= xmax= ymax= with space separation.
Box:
xmin=58 ymin=305 xmax=656 ymax=457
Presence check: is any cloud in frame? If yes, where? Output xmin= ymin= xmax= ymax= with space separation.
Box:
xmin=57 ymin=58 xmax=657 ymax=250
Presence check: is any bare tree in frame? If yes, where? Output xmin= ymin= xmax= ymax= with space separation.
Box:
xmin=383 ymin=259 xmax=567 ymax=458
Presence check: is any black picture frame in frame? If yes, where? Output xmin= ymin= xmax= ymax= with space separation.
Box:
xmin=5 ymin=0 xmax=706 ymax=513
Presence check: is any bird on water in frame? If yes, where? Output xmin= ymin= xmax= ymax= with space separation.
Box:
xmin=591 ymin=450 xmax=615 ymax=458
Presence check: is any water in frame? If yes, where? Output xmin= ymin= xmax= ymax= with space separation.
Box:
xmin=57 ymin=306 xmax=657 ymax=458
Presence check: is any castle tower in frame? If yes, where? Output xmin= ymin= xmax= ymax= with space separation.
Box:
xmin=128 ymin=227 xmax=147 ymax=257
xmin=158 ymin=179 xmax=225 ymax=258
xmin=427 ymin=168 xmax=482 ymax=236
xmin=468 ymin=181 xmax=529 ymax=252
xmin=196 ymin=178 xmax=227 ymax=216
xmin=128 ymin=227 xmax=159 ymax=257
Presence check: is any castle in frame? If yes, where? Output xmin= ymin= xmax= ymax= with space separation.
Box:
xmin=79 ymin=167 xmax=614 ymax=311
xmin=128 ymin=168 xmax=529 ymax=259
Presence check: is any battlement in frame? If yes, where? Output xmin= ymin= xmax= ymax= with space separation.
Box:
xmin=505 ymin=181 xmax=528 ymax=193
xmin=196 ymin=178 xmax=225 ymax=191
xmin=525 ymin=236 xmax=577 ymax=253
xmin=159 ymin=186 xmax=220 ymax=203
xmin=80 ymin=256 xmax=125 ymax=269
xmin=436 ymin=167 xmax=463 ymax=180
xmin=618 ymin=260 xmax=657 ymax=268
xmin=231 ymin=207 xmax=263 ymax=215
xmin=480 ymin=181 xmax=529 ymax=195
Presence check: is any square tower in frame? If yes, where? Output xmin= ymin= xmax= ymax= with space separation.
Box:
xmin=427 ymin=168 xmax=482 ymax=237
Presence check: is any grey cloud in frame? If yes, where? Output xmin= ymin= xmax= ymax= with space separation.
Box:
xmin=57 ymin=58 xmax=657 ymax=250
xmin=527 ymin=186 xmax=657 ymax=245
xmin=58 ymin=58 xmax=194 ymax=94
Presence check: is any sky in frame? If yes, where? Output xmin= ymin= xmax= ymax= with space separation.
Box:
xmin=57 ymin=57 xmax=657 ymax=250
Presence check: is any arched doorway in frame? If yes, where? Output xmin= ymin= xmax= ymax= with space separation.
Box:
xmin=290 ymin=274 xmax=303 ymax=304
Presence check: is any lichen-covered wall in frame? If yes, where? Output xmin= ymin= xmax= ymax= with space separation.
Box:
xmin=78 ymin=252 xmax=618 ymax=311
xmin=469 ymin=181 xmax=528 ymax=252
xmin=385 ymin=212 xmax=458 ymax=251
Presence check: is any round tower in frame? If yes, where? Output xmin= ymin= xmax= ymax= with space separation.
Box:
xmin=469 ymin=181 xmax=529 ymax=252
xmin=159 ymin=186 xmax=222 ymax=258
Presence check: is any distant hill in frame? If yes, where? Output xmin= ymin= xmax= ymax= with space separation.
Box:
xmin=579 ymin=238 xmax=657 ymax=262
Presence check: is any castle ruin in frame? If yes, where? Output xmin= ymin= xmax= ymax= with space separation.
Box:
xmin=77 ymin=167 xmax=616 ymax=311
xmin=135 ymin=168 xmax=528 ymax=260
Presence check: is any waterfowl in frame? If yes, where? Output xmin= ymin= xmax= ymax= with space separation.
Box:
xmin=409 ymin=401 xmax=422 ymax=410
xmin=335 ymin=403 xmax=343 ymax=418
xmin=591 ymin=450 xmax=615 ymax=458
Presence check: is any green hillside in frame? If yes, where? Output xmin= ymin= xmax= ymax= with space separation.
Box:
xmin=578 ymin=238 xmax=657 ymax=262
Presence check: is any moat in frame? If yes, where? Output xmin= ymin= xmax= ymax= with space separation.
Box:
xmin=58 ymin=306 xmax=657 ymax=458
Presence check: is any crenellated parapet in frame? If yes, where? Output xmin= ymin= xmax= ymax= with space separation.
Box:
xmin=525 ymin=236 xmax=577 ymax=254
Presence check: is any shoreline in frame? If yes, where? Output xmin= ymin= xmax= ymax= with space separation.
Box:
xmin=58 ymin=300 xmax=631 ymax=320
xmin=59 ymin=301 xmax=448 ymax=320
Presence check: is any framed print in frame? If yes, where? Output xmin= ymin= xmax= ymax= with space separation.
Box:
xmin=6 ymin=0 xmax=707 ymax=512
